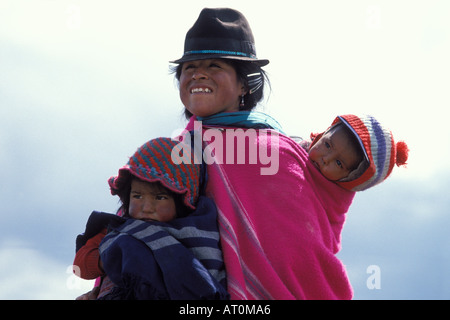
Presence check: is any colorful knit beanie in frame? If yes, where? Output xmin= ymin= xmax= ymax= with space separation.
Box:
xmin=310 ymin=114 xmax=409 ymax=192
xmin=108 ymin=137 xmax=201 ymax=210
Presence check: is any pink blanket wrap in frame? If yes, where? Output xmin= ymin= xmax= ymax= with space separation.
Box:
xmin=185 ymin=119 xmax=355 ymax=300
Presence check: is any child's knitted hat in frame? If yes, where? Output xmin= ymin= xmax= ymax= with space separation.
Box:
xmin=311 ymin=114 xmax=409 ymax=192
xmin=108 ymin=137 xmax=201 ymax=209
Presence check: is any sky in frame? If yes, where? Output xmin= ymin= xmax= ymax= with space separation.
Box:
xmin=0 ymin=0 xmax=449 ymax=299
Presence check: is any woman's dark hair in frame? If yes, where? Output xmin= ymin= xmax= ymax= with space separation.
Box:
xmin=171 ymin=59 xmax=270 ymax=119
xmin=116 ymin=175 xmax=192 ymax=218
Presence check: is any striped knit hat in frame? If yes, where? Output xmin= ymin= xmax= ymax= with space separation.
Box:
xmin=109 ymin=137 xmax=200 ymax=209
xmin=311 ymin=114 xmax=409 ymax=192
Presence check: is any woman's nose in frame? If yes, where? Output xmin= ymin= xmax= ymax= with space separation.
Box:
xmin=192 ymin=68 xmax=208 ymax=80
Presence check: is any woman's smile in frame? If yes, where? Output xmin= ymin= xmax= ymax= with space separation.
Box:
xmin=190 ymin=86 xmax=213 ymax=94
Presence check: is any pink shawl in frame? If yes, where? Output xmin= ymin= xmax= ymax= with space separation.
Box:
xmin=185 ymin=119 xmax=355 ymax=300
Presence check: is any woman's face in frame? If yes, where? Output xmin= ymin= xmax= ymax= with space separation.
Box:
xmin=179 ymin=59 xmax=246 ymax=117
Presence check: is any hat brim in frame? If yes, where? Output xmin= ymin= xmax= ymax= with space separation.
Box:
xmin=336 ymin=116 xmax=370 ymax=163
xmin=109 ymin=166 xmax=196 ymax=210
xmin=170 ymin=54 xmax=269 ymax=67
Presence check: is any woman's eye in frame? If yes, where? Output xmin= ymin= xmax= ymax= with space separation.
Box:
xmin=156 ymin=194 xmax=169 ymax=200
xmin=132 ymin=194 xmax=142 ymax=199
xmin=325 ymin=142 xmax=331 ymax=149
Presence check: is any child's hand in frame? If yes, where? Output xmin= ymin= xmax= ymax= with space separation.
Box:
xmin=75 ymin=286 xmax=100 ymax=300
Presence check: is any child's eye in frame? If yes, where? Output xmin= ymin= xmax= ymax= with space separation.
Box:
xmin=156 ymin=194 xmax=169 ymax=200
xmin=336 ymin=160 xmax=343 ymax=168
xmin=325 ymin=142 xmax=331 ymax=149
xmin=132 ymin=194 xmax=142 ymax=200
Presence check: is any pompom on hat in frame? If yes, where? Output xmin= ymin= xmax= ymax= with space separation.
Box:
xmin=108 ymin=137 xmax=201 ymax=210
xmin=311 ymin=114 xmax=409 ymax=192
xmin=170 ymin=8 xmax=269 ymax=66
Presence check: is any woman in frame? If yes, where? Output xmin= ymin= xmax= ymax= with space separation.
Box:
xmin=77 ymin=7 xmax=354 ymax=300
xmin=171 ymin=8 xmax=354 ymax=300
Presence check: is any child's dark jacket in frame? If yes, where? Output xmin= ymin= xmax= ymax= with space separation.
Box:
xmin=75 ymin=196 xmax=228 ymax=300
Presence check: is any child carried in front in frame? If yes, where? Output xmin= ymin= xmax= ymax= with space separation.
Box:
xmin=73 ymin=137 xmax=228 ymax=300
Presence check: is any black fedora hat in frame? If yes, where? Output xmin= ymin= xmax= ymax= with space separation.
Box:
xmin=171 ymin=8 xmax=269 ymax=66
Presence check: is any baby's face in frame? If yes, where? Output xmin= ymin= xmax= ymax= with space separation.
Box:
xmin=128 ymin=179 xmax=177 ymax=222
xmin=309 ymin=126 xmax=362 ymax=181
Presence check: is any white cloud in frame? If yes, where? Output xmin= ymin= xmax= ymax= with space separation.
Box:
xmin=0 ymin=239 xmax=94 ymax=300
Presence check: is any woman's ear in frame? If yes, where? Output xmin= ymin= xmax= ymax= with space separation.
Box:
xmin=240 ymin=85 xmax=249 ymax=96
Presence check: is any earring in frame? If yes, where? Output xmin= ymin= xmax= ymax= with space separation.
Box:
xmin=240 ymin=94 xmax=245 ymax=107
